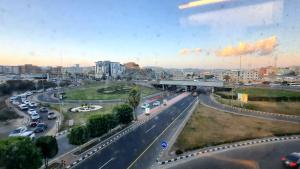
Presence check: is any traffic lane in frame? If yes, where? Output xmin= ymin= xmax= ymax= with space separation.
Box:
xmin=132 ymin=97 xmax=196 ymax=169
xmin=37 ymin=92 xmax=59 ymax=103
xmin=72 ymin=95 xmax=194 ymax=169
xmin=199 ymin=94 xmax=300 ymax=123
xmin=169 ymin=139 xmax=300 ymax=169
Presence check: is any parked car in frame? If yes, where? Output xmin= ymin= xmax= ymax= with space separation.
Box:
xmin=281 ymin=152 xmax=300 ymax=168
xmin=9 ymin=127 xmax=27 ymax=137
xmin=34 ymin=123 xmax=48 ymax=133
xmin=19 ymin=104 xmax=29 ymax=111
xmin=29 ymin=119 xmax=41 ymax=127
xmin=39 ymin=107 xmax=48 ymax=113
xmin=28 ymin=102 xmax=38 ymax=108
xmin=141 ymin=103 xmax=150 ymax=109
xmin=9 ymin=96 xmax=18 ymax=101
xmin=12 ymin=101 xmax=20 ymax=105
xmin=25 ymin=91 xmax=33 ymax=96
xmin=47 ymin=112 xmax=57 ymax=120
xmin=27 ymin=109 xmax=36 ymax=115
xmin=23 ymin=100 xmax=30 ymax=105
xmin=36 ymin=89 xmax=44 ymax=93
xmin=152 ymin=101 xmax=160 ymax=106
xmin=31 ymin=113 xmax=40 ymax=120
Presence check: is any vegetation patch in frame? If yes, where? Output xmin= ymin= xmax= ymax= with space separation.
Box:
xmin=172 ymin=104 xmax=300 ymax=154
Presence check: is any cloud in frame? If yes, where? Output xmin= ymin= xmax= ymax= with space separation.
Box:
xmin=216 ymin=36 xmax=278 ymax=57
xmin=180 ymin=48 xmax=202 ymax=56
xmin=179 ymin=0 xmax=229 ymax=10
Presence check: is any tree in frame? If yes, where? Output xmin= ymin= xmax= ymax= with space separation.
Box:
xmin=2 ymin=137 xmax=42 ymax=169
xmin=35 ymin=136 xmax=58 ymax=169
xmin=86 ymin=114 xmax=118 ymax=138
xmin=114 ymin=104 xmax=133 ymax=124
xmin=127 ymin=86 xmax=141 ymax=120
xmin=68 ymin=126 xmax=89 ymax=145
xmin=223 ymin=75 xmax=231 ymax=82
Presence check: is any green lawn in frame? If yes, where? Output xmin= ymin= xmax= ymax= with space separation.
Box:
xmin=172 ymin=104 xmax=300 ymax=153
xmin=217 ymin=87 xmax=300 ymax=98
xmin=64 ymin=82 xmax=159 ymax=100
xmin=49 ymin=103 xmax=118 ymax=130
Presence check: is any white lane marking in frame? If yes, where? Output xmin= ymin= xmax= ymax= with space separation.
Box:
xmin=145 ymin=125 xmax=156 ymax=133
xmin=98 ymin=157 xmax=115 ymax=169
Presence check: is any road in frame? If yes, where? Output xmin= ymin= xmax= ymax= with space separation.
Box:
xmin=71 ymin=95 xmax=196 ymax=169
xmin=199 ymin=94 xmax=300 ymax=124
xmin=168 ymin=139 xmax=300 ymax=169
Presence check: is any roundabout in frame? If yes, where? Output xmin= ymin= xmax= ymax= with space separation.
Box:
xmin=70 ymin=105 xmax=103 ymax=112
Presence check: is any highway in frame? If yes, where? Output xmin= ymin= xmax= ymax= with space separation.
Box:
xmin=71 ymin=95 xmax=196 ymax=169
xmin=168 ymin=139 xmax=300 ymax=169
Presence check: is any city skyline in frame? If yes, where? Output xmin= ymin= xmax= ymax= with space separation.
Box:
xmin=0 ymin=0 xmax=299 ymax=69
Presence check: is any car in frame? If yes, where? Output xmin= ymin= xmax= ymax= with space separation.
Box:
xmin=141 ymin=103 xmax=149 ymax=109
xmin=39 ymin=107 xmax=48 ymax=113
xmin=12 ymin=101 xmax=20 ymax=105
xmin=34 ymin=123 xmax=48 ymax=133
xmin=28 ymin=102 xmax=38 ymax=108
xmin=27 ymin=109 xmax=36 ymax=115
xmin=152 ymin=101 xmax=160 ymax=106
xmin=9 ymin=127 xmax=27 ymax=137
xmin=46 ymin=88 xmax=53 ymax=92
xmin=47 ymin=112 xmax=57 ymax=120
xmin=25 ymin=91 xmax=33 ymax=96
xmin=19 ymin=104 xmax=29 ymax=110
xmin=20 ymin=131 xmax=36 ymax=140
xmin=29 ymin=119 xmax=41 ymax=127
xmin=281 ymin=152 xmax=300 ymax=168
xmin=36 ymin=89 xmax=44 ymax=93
xmin=9 ymin=96 xmax=18 ymax=101
xmin=23 ymin=100 xmax=30 ymax=105
xmin=31 ymin=113 xmax=40 ymax=120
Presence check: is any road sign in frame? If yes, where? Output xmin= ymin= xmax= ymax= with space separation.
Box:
xmin=161 ymin=141 xmax=168 ymax=149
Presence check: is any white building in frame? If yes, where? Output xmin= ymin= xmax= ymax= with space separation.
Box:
xmin=217 ymin=70 xmax=260 ymax=83
xmin=95 ymin=61 xmax=124 ymax=79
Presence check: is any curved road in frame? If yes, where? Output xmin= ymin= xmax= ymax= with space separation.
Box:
xmin=168 ymin=138 xmax=300 ymax=169
xmin=199 ymin=94 xmax=300 ymax=124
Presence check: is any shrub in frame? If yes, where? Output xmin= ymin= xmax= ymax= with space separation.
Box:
xmin=68 ymin=126 xmax=89 ymax=145
xmin=87 ymin=114 xmax=118 ymax=138
xmin=114 ymin=104 xmax=133 ymax=124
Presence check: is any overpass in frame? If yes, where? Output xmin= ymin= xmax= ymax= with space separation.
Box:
xmin=153 ymin=80 xmax=224 ymax=89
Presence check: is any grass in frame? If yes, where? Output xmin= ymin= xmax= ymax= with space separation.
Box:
xmin=217 ymin=87 xmax=300 ymax=98
xmin=49 ymin=103 xmax=118 ymax=131
xmin=64 ymin=82 xmax=159 ymax=100
xmin=173 ymin=104 xmax=300 ymax=153
xmin=215 ymin=96 xmax=300 ymax=116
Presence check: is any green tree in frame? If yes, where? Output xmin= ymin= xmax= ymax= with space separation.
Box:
xmin=114 ymin=104 xmax=133 ymax=124
xmin=2 ymin=137 xmax=42 ymax=169
xmin=127 ymin=86 xmax=141 ymax=120
xmin=35 ymin=136 xmax=58 ymax=169
xmin=68 ymin=126 xmax=89 ymax=145
xmin=87 ymin=114 xmax=118 ymax=138
xmin=0 ymin=137 xmax=25 ymax=166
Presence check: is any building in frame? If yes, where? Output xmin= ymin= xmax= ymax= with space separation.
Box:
xmin=95 ymin=61 xmax=124 ymax=79
xmin=217 ymin=70 xmax=260 ymax=83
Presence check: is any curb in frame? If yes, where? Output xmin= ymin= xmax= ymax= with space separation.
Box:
xmin=156 ymin=135 xmax=300 ymax=167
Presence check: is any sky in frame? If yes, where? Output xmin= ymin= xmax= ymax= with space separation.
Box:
xmin=0 ymin=0 xmax=299 ymax=69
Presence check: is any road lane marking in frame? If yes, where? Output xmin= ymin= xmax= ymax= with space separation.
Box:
xmin=98 ymin=157 xmax=115 ymax=169
xmin=127 ymin=96 xmax=196 ymax=169
xmin=145 ymin=125 xmax=156 ymax=133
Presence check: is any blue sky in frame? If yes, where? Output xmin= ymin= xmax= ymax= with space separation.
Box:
xmin=0 ymin=0 xmax=299 ymax=69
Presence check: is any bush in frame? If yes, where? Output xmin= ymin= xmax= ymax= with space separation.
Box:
xmin=175 ymin=149 xmax=183 ymax=155
xmin=114 ymin=104 xmax=133 ymax=124
xmin=68 ymin=126 xmax=89 ymax=145
xmin=87 ymin=114 xmax=118 ymax=138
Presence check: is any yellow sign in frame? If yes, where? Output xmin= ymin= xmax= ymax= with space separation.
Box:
xmin=238 ymin=93 xmax=248 ymax=103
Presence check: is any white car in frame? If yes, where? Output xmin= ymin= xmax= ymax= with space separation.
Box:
xmin=152 ymin=101 xmax=160 ymax=106
xmin=28 ymin=102 xmax=38 ymax=107
xmin=36 ymin=89 xmax=44 ymax=93
xmin=31 ymin=113 xmax=40 ymax=120
xmin=46 ymin=88 xmax=53 ymax=92
xmin=9 ymin=96 xmax=18 ymax=101
xmin=23 ymin=100 xmax=30 ymax=105
xmin=141 ymin=103 xmax=150 ymax=109
xmin=25 ymin=91 xmax=33 ymax=96
xmin=19 ymin=104 xmax=29 ymax=110
xmin=9 ymin=127 xmax=27 ymax=137
xmin=12 ymin=101 xmax=20 ymax=105
xmin=27 ymin=109 xmax=36 ymax=115
xmin=47 ymin=112 xmax=57 ymax=120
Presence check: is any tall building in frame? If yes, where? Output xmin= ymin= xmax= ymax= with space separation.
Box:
xmin=217 ymin=70 xmax=260 ymax=83
xmin=95 ymin=61 xmax=124 ymax=79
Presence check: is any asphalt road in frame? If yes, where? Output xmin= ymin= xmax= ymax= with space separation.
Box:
xmin=169 ymin=139 xmax=300 ymax=169
xmin=72 ymin=95 xmax=196 ymax=169
xmin=199 ymin=94 xmax=300 ymax=123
